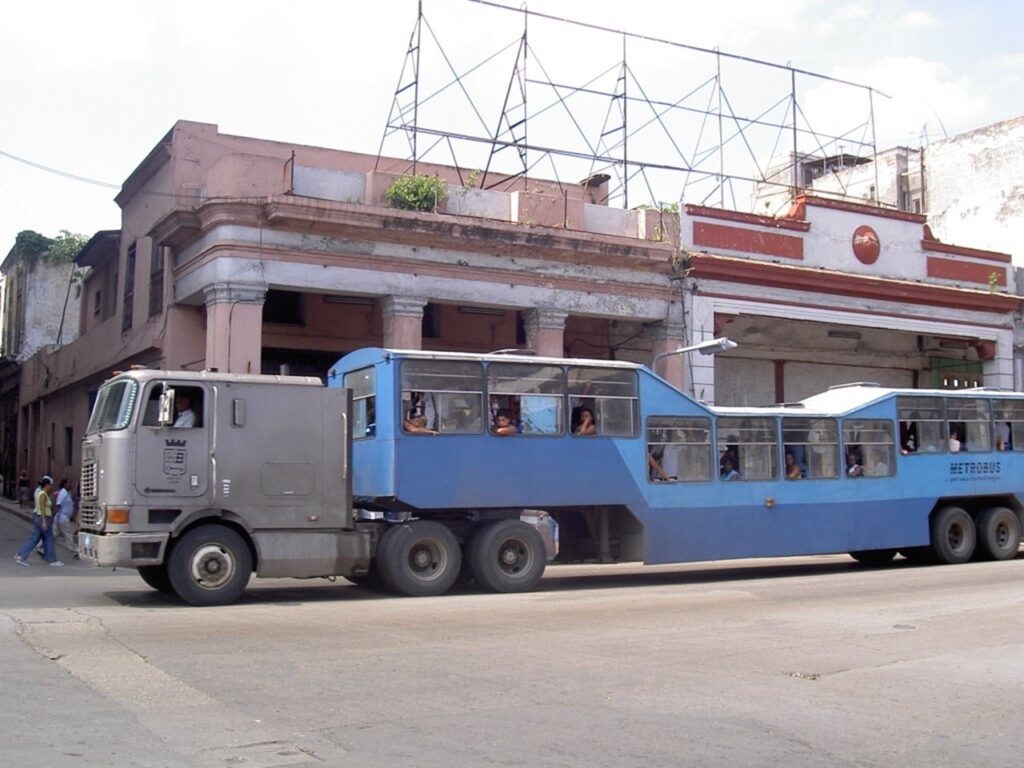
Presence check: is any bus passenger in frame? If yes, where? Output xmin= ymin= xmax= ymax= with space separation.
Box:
xmin=573 ymin=408 xmax=597 ymax=436
xmin=949 ymin=429 xmax=961 ymax=453
xmin=492 ymin=409 xmax=518 ymax=436
xmin=784 ymin=452 xmax=802 ymax=480
xmin=720 ymin=457 xmax=739 ymax=481
xmin=846 ymin=451 xmax=863 ymax=477
xmin=404 ymin=415 xmax=437 ymax=435
xmin=648 ymin=452 xmax=672 ymax=482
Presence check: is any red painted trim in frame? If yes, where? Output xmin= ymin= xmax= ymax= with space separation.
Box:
xmin=921 ymin=239 xmax=1012 ymax=264
xmin=692 ymin=222 xmax=804 ymax=260
xmin=689 ymin=254 xmax=1021 ymax=314
xmin=926 ymin=257 xmax=1007 ymax=286
xmin=699 ymin=290 xmax=1014 ymax=331
xmin=797 ymin=194 xmax=927 ymax=224
xmin=684 ymin=203 xmax=810 ymax=232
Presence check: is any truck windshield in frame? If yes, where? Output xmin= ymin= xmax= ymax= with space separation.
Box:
xmin=86 ymin=379 xmax=139 ymax=434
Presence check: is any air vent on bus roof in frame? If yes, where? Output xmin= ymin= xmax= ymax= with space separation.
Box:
xmin=827 ymin=382 xmax=880 ymax=390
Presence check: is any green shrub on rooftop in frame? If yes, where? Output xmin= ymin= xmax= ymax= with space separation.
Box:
xmin=383 ymin=174 xmax=448 ymax=212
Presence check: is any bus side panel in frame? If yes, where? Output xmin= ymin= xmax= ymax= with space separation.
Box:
xmin=351 ymin=438 xmax=396 ymax=500
xmin=393 ymin=436 xmax=647 ymax=510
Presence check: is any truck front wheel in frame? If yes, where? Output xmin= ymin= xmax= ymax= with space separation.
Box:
xmin=167 ymin=525 xmax=253 ymax=606
xmin=137 ymin=564 xmax=173 ymax=594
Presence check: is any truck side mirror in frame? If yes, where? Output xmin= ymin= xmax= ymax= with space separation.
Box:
xmin=159 ymin=388 xmax=176 ymax=426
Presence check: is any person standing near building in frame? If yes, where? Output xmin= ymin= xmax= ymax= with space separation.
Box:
xmin=14 ymin=476 xmax=62 ymax=567
xmin=53 ymin=479 xmax=77 ymax=554
xmin=16 ymin=469 xmax=30 ymax=508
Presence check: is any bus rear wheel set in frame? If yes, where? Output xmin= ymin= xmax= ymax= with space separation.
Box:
xmin=375 ymin=518 xmax=547 ymax=597
xmin=852 ymin=505 xmax=1021 ymax=567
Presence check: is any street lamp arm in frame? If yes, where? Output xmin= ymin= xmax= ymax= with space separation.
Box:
xmin=652 ymin=337 xmax=738 ymax=367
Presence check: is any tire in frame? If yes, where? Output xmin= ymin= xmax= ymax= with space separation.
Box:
xmin=376 ymin=521 xmax=461 ymax=597
xmin=468 ymin=519 xmax=547 ymax=593
xmin=975 ymin=507 xmax=1022 ymax=561
xmin=137 ymin=564 xmax=174 ymax=594
xmin=849 ymin=549 xmax=897 ymax=565
xmin=167 ymin=525 xmax=253 ymax=606
xmin=930 ymin=506 xmax=976 ymax=565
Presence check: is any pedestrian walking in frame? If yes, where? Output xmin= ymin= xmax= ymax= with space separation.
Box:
xmin=14 ymin=476 xmax=63 ymax=568
xmin=53 ymin=478 xmax=77 ymax=554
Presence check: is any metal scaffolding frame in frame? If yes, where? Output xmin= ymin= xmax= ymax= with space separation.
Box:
xmin=376 ymin=0 xmax=886 ymax=214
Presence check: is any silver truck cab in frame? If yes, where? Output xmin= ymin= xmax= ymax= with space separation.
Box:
xmin=78 ymin=368 xmax=369 ymax=605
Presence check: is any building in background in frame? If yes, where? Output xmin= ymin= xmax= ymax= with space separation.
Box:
xmin=10 ymin=120 xmax=1022 ymax=487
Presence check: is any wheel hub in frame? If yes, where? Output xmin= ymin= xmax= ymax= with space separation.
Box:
xmin=190 ymin=544 xmax=236 ymax=590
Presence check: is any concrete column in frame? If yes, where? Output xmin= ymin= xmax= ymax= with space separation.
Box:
xmin=202 ymin=282 xmax=267 ymax=374
xmin=650 ymin=319 xmax=687 ymax=391
xmin=525 ymin=308 xmax=568 ymax=357
xmin=382 ymin=296 xmax=428 ymax=350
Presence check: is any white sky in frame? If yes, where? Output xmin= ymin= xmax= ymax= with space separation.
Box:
xmin=1 ymin=0 xmax=1022 ymax=256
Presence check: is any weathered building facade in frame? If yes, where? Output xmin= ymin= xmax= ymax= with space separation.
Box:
xmin=12 ymin=120 xmax=1021 ymax=487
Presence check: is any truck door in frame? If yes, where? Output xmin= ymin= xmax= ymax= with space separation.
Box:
xmin=135 ymin=381 xmax=211 ymax=499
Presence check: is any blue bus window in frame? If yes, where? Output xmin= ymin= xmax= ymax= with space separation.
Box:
xmin=647 ymin=417 xmax=713 ymax=482
xmin=843 ymin=419 xmax=895 ymax=478
xmin=898 ymin=396 xmax=945 ymax=454
xmin=344 ymin=367 xmax=376 ymax=439
xmin=717 ymin=417 xmax=778 ymax=481
xmin=992 ymin=400 xmax=1024 ymax=451
xmin=782 ymin=418 xmax=839 ymax=479
xmin=401 ymin=360 xmax=484 ymax=435
xmin=946 ymin=398 xmax=991 ymax=452
xmin=568 ymin=367 xmax=638 ymax=437
xmin=487 ymin=363 xmax=564 ymax=436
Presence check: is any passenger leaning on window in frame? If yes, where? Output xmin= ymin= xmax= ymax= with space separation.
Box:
xmin=573 ymin=408 xmax=597 ymax=436
xmin=492 ymin=409 xmax=517 ymax=436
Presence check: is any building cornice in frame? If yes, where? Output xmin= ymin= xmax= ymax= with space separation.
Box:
xmin=688 ymin=253 xmax=1022 ymax=314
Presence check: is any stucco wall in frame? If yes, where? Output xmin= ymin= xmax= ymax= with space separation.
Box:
xmin=18 ymin=261 xmax=82 ymax=361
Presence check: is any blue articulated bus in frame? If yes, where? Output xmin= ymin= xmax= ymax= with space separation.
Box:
xmin=328 ymin=348 xmax=1024 ymax=596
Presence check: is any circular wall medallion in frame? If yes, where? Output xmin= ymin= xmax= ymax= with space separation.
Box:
xmin=852 ymin=225 xmax=881 ymax=264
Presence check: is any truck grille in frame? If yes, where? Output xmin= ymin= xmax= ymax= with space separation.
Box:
xmin=81 ymin=462 xmax=97 ymax=500
xmin=79 ymin=501 xmax=102 ymax=529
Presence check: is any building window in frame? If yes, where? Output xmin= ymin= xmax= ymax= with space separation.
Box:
xmin=422 ymin=303 xmax=441 ymax=339
xmin=263 ymin=290 xmax=304 ymax=325
xmin=122 ymin=242 xmax=136 ymax=332
xmin=93 ymin=290 xmax=101 ymax=317
xmin=149 ymin=243 xmax=164 ymax=318
xmin=64 ymin=426 xmax=73 ymax=466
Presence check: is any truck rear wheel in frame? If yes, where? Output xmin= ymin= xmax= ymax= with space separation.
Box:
xmin=468 ymin=519 xmax=547 ymax=593
xmin=167 ymin=525 xmax=253 ymax=606
xmin=376 ymin=521 xmax=461 ymax=597
xmin=976 ymin=507 xmax=1021 ymax=561
xmin=930 ymin=506 xmax=976 ymax=564
xmin=137 ymin=564 xmax=173 ymax=594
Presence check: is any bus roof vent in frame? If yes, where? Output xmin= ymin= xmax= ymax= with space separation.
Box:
xmin=827 ymin=381 xmax=880 ymax=390
xmin=779 ymin=402 xmax=805 ymax=408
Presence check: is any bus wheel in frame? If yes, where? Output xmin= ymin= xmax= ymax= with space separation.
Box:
xmin=930 ymin=506 xmax=976 ymax=564
xmin=167 ymin=525 xmax=253 ymax=606
xmin=137 ymin=564 xmax=174 ymax=594
xmin=468 ymin=520 xmax=547 ymax=593
xmin=976 ymin=507 xmax=1021 ymax=561
xmin=849 ymin=549 xmax=897 ymax=565
xmin=377 ymin=521 xmax=461 ymax=597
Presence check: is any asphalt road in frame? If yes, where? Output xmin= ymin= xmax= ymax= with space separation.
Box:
xmin=3 ymin=502 xmax=1024 ymax=768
